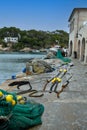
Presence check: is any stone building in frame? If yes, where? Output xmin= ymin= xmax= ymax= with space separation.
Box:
xmin=4 ymin=37 xmax=18 ymax=43
xmin=68 ymin=8 xmax=87 ymax=63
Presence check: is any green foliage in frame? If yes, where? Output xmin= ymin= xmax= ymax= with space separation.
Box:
xmin=12 ymin=42 xmax=24 ymax=51
xmin=0 ymin=27 xmax=20 ymax=38
xmin=2 ymin=42 xmax=8 ymax=48
xmin=0 ymin=27 xmax=69 ymax=50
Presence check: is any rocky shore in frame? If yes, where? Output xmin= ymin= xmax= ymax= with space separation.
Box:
xmin=0 ymin=44 xmax=48 ymax=53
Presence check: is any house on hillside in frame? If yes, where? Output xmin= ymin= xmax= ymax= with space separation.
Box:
xmin=4 ymin=37 xmax=18 ymax=43
xmin=68 ymin=8 xmax=87 ymax=63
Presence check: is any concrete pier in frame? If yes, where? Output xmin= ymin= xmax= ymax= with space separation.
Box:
xmin=0 ymin=59 xmax=87 ymax=130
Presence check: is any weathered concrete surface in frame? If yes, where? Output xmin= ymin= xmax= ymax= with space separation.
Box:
xmin=29 ymin=59 xmax=87 ymax=130
xmin=0 ymin=58 xmax=87 ymax=130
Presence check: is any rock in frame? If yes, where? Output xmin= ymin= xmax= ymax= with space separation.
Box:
xmin=26 ymin=59 xmax=54 ymax=74
xmin=45 ymin=51 xmax=56 ymax=59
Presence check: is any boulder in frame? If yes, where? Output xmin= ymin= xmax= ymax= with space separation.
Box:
xmin=26 ymin=59 xmax=53 ymax=74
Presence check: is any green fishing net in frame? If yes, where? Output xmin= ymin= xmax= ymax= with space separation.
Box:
xmin=56 ymin=50 xmax=71 ymax=63
xmin=0 ymin=89 xmax=44 ymax=130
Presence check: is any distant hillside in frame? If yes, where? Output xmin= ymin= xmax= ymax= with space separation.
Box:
xmin=0 ymin=27 xmax=69 ymax=51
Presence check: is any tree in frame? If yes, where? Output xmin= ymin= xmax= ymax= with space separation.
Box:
xmin=0 ymin=27 xmax=69 ymax=50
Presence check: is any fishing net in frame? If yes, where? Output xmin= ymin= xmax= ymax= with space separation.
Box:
xmin=0 ymin=89 xmax=44 ymax=130
xmin=56 ymin=49 xmax=71 ymax=63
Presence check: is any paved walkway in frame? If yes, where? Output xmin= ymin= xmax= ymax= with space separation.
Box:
xmin=29 ymin=59 xmax=87 ymax=130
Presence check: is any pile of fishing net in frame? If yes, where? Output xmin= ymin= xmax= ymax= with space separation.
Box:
xmin=56 ymin=49 xmax=71 ymax=63
xmin=0 ymin=89 xmax=44 ymax=130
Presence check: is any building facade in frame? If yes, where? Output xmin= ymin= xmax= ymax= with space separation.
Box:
xmin=4 ymin=37 xmax=18 ymax=43
xmin=68 ymin=8 xmax=87 ymax=63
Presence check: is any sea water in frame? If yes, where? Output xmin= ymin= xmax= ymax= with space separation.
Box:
xmin=0 ymin=52 xmax=45 ymax=84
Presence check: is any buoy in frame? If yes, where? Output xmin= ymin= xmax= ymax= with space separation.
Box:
xmin=17 ymin=95 xmax=22 ymax=100
xmin=63 ymin=69 xmax=67 ymax=73
xmin=22 ymin=68 xmax=26 ymax=73
xmin=5 ymin=95 xmax=13 ymax=102
xmin=12 ymin=99 xmax=16 ymax=106
xmin=12 ymin=75 xmax=16 ymax=79
xmin=56 ymin=78 xmax=61 ymax=82
xmin=51 ymin=78 xmax=56 ymax=83
xmin=0 ymin=91 xmax=3 ymax=97
xmin=19 ymin=99 xmax=25 ymax=104
xmin=59 ymin=69 xmax=63 ymax=72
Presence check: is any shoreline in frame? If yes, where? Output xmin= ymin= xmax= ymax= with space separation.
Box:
xmin=0 ymin=51 xmax=47 ymax=55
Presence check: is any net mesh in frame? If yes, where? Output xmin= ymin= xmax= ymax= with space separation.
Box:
xmin=0 ymin=89 xmax=44 ymax=130
xmin=56 ymin=49 xmax=71 ymax=63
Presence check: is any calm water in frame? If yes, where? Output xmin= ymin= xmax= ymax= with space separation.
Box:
xmin=0 ymin=53 xmax=45 ymax=84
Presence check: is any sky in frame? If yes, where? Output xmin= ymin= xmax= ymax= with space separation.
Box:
xmin=0 ymin=0 xmax=87 ymax=32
